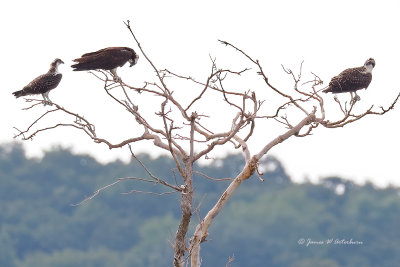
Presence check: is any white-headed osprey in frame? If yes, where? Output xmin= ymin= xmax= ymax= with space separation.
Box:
xmin=323 ymin=58 xmax=375 ymax=102
xmin=71 ymin=47 xmax=139 ymax=81
xmin=12 ymin=58 xmax=64 ymax=105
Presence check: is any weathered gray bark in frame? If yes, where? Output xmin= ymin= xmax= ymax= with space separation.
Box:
xmin=189 ymin=111 xmax=317 ymax=266
xmin=174 ymin=159 xmax=194 ymax=267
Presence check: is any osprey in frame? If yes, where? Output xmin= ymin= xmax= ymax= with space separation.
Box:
xmin=12 ymin=58 xmax=64 ymax=105
xmin=323 ymin=58 xmax=375 ymax=102
xmin=71 ymin=47 xmax=139 ymax=81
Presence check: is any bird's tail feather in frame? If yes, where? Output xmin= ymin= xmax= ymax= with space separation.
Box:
xmin=71 ymin=61 xmax=98 ymax=71
xmin=12 ymin=89 xmax=27 ymax=98
xmin=322 ymin=86 xmax=331 ymax=93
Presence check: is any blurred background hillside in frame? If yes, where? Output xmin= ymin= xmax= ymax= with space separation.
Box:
xmin=1 ymin=142 xmax=399 ymax=267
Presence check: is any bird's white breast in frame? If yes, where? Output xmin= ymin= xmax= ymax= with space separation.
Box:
xmin=364 ymin=64 xmax=374 ymax=73
xmin=52 ymin=67 xmax=60 ymax=75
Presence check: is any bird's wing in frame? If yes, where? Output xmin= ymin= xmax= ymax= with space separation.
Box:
xmin=72 ymin=48 xmax=132 ymax=70
xmin=328 ymin=67 xmax=372 ymax=93
xmin=336 ymin=67 xmax=372 ymax=88
xmin=24 ymin=73 xmax=62 ymax=94
xmin=80 ymin=47 xmax=110 ymax=58
xmin=80 ymin=47 xmax=131 ymax=57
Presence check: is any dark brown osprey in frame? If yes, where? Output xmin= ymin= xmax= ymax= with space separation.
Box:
xmin=71 ymin=47 xmax=139 ymax=81
xmin=323 ymin=58 xmax=375 ymax=101
xmin=12 ymin=58 xmax=64 ymax=105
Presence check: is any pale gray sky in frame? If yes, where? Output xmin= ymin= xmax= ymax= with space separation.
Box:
xmin=2 ymin=0 xmax=400 ymax=186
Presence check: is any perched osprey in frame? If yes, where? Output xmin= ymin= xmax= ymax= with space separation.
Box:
xmin=12 ymin=58 xmax=64 ymax=105
xmin=71 ymin=47 xmax=139 ymax=81
xmin=323 ymin=58 xmax=375 ymax=102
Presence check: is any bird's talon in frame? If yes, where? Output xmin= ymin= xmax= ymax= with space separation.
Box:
xmin=351 ymin=95 xmax=361 ymax=104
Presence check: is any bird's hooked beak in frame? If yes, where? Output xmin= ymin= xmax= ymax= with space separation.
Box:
xmin=55 ymin=59 xmax=64 ymax=66
xmin=51 ymin=59 xmax=64 ymax=70
xmin=129 ymin=54 xmax=139 ymax=67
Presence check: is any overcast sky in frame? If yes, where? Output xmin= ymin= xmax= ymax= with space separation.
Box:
xmin=2 ymin=0 xmax=400 ymax=187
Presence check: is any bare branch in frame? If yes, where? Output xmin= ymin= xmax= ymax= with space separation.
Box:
xmin=121 ymin=190 xmax=178 ymax=196
xmin=256 ymin=108 xmax=317 ymax=160
xmin=124 ymin=20 xmax=171 ymax=95
xmin=129 ymin=145 xmax=182 ymax=191
xmin=194 ymin=171 xmax=232 ymax=181
xmin=225 ymin=255 xmax=235 ymax=267
xmin=71 ymin=177 xmax=147 ymax=206
xmin=14 ymin=101 xmax=96 ymax=140
xmin=219 ymin=40 xmax=311 ymax=116
xmin=190 ymin=108 xmax=318 ymax=266
xmin=322 ymin=92 xmax=400 ymax=128
xmin=161 ymin=99 xmax=186 ymax=178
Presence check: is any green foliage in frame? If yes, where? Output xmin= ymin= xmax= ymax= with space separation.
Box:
xmin=1 ymin=142 xmax=400 ymax=266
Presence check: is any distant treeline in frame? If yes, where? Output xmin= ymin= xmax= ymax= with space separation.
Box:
xmin=0 ymin=143 xmax=399 ymax=267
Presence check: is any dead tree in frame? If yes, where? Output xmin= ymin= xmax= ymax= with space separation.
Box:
xmin=14 ymin=21 xmax=399 ymax=266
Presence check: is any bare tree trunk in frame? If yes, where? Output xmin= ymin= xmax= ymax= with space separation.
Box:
xmin=174 ymin=159 xmax=194 ymax=267
xmin=190 ymin=157 xmax=257 ymax=267
xmin=190 ymin=112 xmax=317 ymax=266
